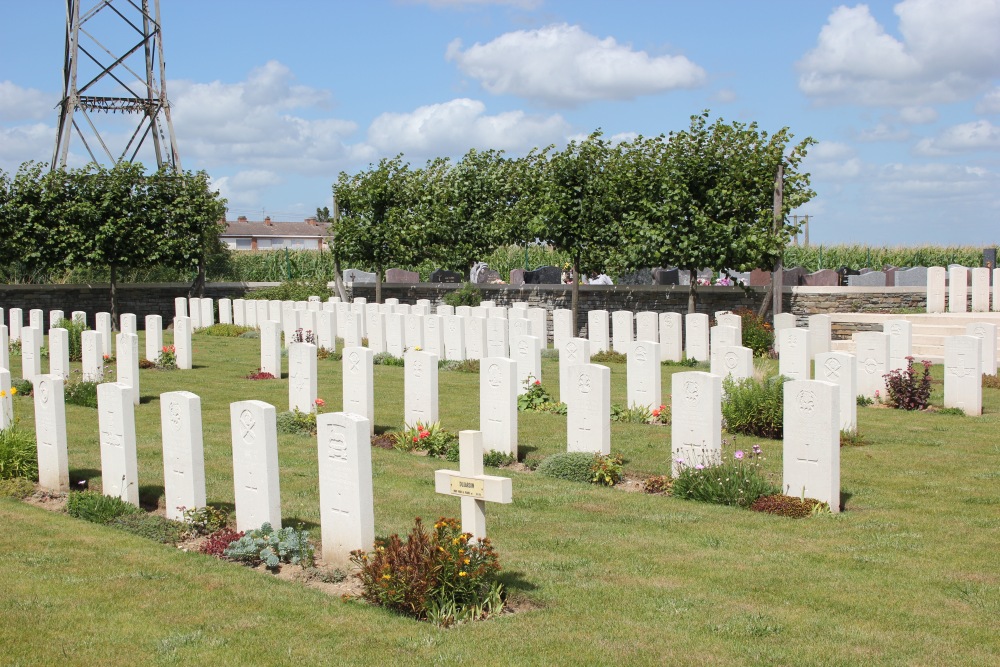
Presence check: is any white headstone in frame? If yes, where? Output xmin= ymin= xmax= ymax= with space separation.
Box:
xmin=778 ymin=328 xmax=811 ymax=380
xmin=966 ymin=322 xmax=997 ymax=375
xmin=508 ymin=316 xmax=532 ymax=343
xmin=971 ymin=267 xmax=990 ymax=312
xmin=219 ymin=298 xmax=233 ymax=325
xmin=588 ymin=310 xmax=610 ymax=353
xmin=486 ymin=317 xmax=509 ymax=358
xmin=145 ymin=315 xmax=163 ymax=363
xmin=233 ymin=299 xmax=246 ymax=326
xmin=526 ymin=308 xmax=547 ymax=348
xmin=658 ymin=312 xmax=682 ymax=362
xmin=343 ymin=308 xmax=363 ymax=349
xmin=559 ymin=337 xmax=591 ymax=404
xmin=635 ymin=312 xmax=658 ymax=349
xmin=815 ymin=351 xmax=858 ymax=432
xmin=566 ymin=363 xmax=611 ymax=455
xmin=288 ymin=342 xmax=318 ymax=413
xmin=671 ymin=371 xmax=722 ymax=475
xmin=711 ymin=345 xmax=753 ymax=384
xmin=254 ymin=300 xmax=269 ymax=329
xmin=465 ymin=317 xmax=487 ymax=360
xmin=715 ymin=312 xmax=742 ymax=341
xmin=317 ymin=411 xmax=375 ymax=567
xmin=455 ymin=305 xmax=472 ymax=318
xmin=773 ymin=313 xmax=796 ymax=353
xmin=552 ymin=309 xmax=574 ymax=350
xmin=511 ymin=335 xmax=541 ymax=394
xmin=404 ymin=350 xmax=439 ymax=427
xmin=480 ymin=300 xmax=496 ymax=309
xmin=884 ymin=319 xmax=913 ymax=373
xmin=174 ymin=316 xmax=192 ymax=370
xmin=404 ymin=313 xmax=425 ymax=351
xmin=174 ymin=297 xmax=188 ymax=318
xmin=611 ymin=311 xmax=634 ymax=354
xmin=948 ymin=266 xmax=968 ymax=313
xmin=243 ymin=300 xmax=257 ymax=328
xmin=364 ymin=305 xmax=384 ymax=354
xmin=808 ymin=314 xmax=832 ymax=356
xmin=160 ymin=391 xmax=207 ymax=521
xmin=200 ymin=298 xmax=215 ymax=327
xmin=21 ymin=326 xmax=41 ymax=383
xmin=29 ymin=309 xmax=43 ymax=331
xmin=443 ymin=315 xmax=466 ymax=361
xmin=385 ymin=313 xmax=405 ymax=357
xmin=488 ymin=307 xmax=507 ymax=320
xmin=0 ymin=325 xmax=7 ymax=376
xmin=96 ymin=312 xmax=112 ymax=356
xmin=81 ymin=330 xmax=104 ymax=381
xmin=282 ymin=303 xmax=298 ymax=347
xmin=437 ymin=304 xmax=455 ymax=317
xmin=33 ymin=374 xmax=69 ymax=493
xmin=48 ymin=327 xmax=70 ymax=380
xmin=342 ymin=347 xmax=375 ymax=435
xmin=260 ymin=321 xmax=282 ymax=378
xmin=230 ymin=400 xmax=282 ymax=530
xmin=8 ymin=308 xmax=22 ymax=342
xmin=423 ymin=314 xmax=444 ymax=358
xmin=684 ymin=313 xmax=710 ymax=362
xmin=944 ymin=335 xmax=982 ymax=415
xmin=710 ymin=325 xmax=739 ymax=375
xmin=434 ymin=430 xmax=513 ymax=540
xmin=120 ymin=313 xmax=137 ymax=336
xmin=189 ymin=298 xmax=203 ymax=330
xmin=480 ymin=357 xmax=517 ymax=457
xmin=854 ymin=332 xmax=889 ymax=399
xmin=71 ymin=311 xmax=87 ymax=326
xmin=627 ymin=340 xmax=662 ymax=411
xmin=98 ymin=382 xmax=139 ymax=505
xmin=783 ymin=379 xmax=840 ymax=512
xmin=0 ymin=369 xmax=12 ymax=429
xmin=49 ymin=309 xmax=65 ymax=330
xmin=116 ymin=332 xmax=140 ymax=405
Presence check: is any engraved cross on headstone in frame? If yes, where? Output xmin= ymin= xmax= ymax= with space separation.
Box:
xmin=434 ymin=431 xmax=512 ymax=540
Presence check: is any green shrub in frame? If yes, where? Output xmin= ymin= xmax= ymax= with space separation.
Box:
xmin=199 ymin=528 xmax=245 ymax=558
xmin=350 ymin=517 xmax=504 ymax=626
xmin=203 ymin=323 xmax=253 ymax=337
xmin=372 ymin=352 xmax=405 ymax=366
xmin=590 ymin=453 xmax=624 ymax=486
xmin=672 ymin=446 xmax=779 ymax=507
xmin=276 ymin=409 xmax=317 ymax=436
xmin=983 ymin=373 xmax=1000 ymax=389
xmin=750 ymin=494 xmax=829 ymax=518
xmin=239 ymin=330 xmax=260 ymax=339
xmin=537 ymin=452 xmax=594 ymax=483
xmin=643 ymin=475 xmax=672 ymax=494
xmin=937 ymin=407 xmax=966 ymax=416
xmin=246 ymin=280 xmax=332 ymax=301
xmin=662 ymin=357 xmax=698 ymax=367
xmin=223 ymin=522 xmax=314 ymax=569
xmin=56 ymin=317 xmax=89 ymax=361
xmin=0 ymin=477 xmax=35 ymax=498
xmin=884 ymin=357 xmax=932 ymax=410
xmin=442 ymin=283 xmax=481 ymax=307
xmin=840 ymin=429 xmax=866 ymax=447
xmin=0 ymin=424 xmax=38 ymax=481
xmin=857 ymin=394 xmax=874 ymax=407
xmin=66 ymin=490 xmax=142 ymax=524
xmin=181 ymin=505 xmax=230 ymax=535
xmin=482 ymin=450 xmax=516 ymax=468
xmin=393 ymin=422 xmax=458 ymax=459
xmin=590 ymin=350 xmax=627 ymax=364
xmin=107 ymin=513 xmax=189 ymax=544
xmin=721 ymin=375 xmax=786 ymax=439
xmin=610 ymin=404 xmax=651 ymax=424
xmin=439 ymin=359 xmax=479 ymax=373
xmin=732 ymin=308 xmax=774 ymax=357
xmin=64 ymin=378 xmax=99 ymax=408
xmin=155 ymin=345 xmax=178 ymax=370
xmin=11 ymin=378 xmax=32 ymax=396
xmin=516 ymin=376 xmax=565 ymax=414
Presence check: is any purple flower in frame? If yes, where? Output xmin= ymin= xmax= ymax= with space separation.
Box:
xmin=695 ymin=464 xmax=705 ymax=470
xmin=734 ymin=450 xmax=744 ymax=460
xmin=752 ymin=444 xmax=762 ymax=455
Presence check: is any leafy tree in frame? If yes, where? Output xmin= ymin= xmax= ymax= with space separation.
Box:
xmin=621 ymin=112 xmax=815 ymax=312
xmin=315 ymin=206 xmax=331 ymax=222
xmin=331 ymin=155 xmax=421 ymax=303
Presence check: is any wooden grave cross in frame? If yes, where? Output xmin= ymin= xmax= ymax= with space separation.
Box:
xmin=434 ymin=430 xmax=512 ymax=540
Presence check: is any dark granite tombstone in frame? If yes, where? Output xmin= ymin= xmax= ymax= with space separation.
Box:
xmin=385 ymin=268 xmax=419 ymax=283
xmin=653 ymin=268 xmax=679 ymax=285
xmin=430 ymin=269 xmax=462 ymax=283
xmin=524 ymin=266 xmax=562 ymax=285
xmin=783 ymin=266 xmax=807 ymax=286
xmin=984 ymin=248 xmax=997 ymax=270
xmin=749 ymin=269 xmax=771 ymax=286
xmin=803 ymin=269 xmax=840 ymax=286
xmin=616 ymin=268 xmax=654 ymax=285
xmin=836 ymin=266 xmax=860 ymax=286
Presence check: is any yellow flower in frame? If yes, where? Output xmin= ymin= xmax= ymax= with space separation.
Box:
xmin=463 ymin=558 xmax=470 ymax=565
xmin=381 ymin=574 xmax=391 ymax=580
xmin=0 ymin=391 xmax=5 ymax=398
xmin=458 ymin=571 xmax=467 ymax=577
xmin=9 ymin=387 xmax=16 ymax=396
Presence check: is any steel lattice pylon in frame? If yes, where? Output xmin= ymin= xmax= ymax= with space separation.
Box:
xmin=52 ymin=0 xmax=181 ymax=170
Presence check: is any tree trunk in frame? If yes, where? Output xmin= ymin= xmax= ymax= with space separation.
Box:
xmin=195 ymin=255 xmax=206 ymax=297
xmin=687 ymin=269 xmax=697 ymax=313
xmin=109 ymin=264 xmax=118 ymax=331
xmin=771 ymin=163 xmax=784 ymax=318
xmin=375 ymin=268 xmax=383 ymax=304
xmin=572 ymin=254 xmax=581 ymax=338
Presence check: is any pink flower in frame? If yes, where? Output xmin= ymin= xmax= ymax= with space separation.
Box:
xmin=875 ymin=390 xmax=880 ymax=398
xmin=534 ymin=380 xmax=541 ymax=386
xmin=734 ymin=450 xmax=744 ymax=460
xmin=314 ymin=398 xmax=325 ymax=407
xmin=695 ymin=464 xmax=705 ymax=470
xmin=412 ymin=436 xmax=418 ymax=443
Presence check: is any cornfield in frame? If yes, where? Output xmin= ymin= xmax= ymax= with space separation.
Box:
xmin=782 ymin=244 xmax=991 ymax=271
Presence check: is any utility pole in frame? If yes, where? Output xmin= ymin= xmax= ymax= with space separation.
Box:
xmin=771 ymin=164 xmax=784 ymax=318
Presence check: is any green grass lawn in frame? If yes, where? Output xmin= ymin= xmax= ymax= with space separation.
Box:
xmin=2 ymin=332 xmax=998 ymax=666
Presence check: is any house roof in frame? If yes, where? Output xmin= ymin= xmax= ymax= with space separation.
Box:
xmin=221 ymin=219 xmax=330 ymax=238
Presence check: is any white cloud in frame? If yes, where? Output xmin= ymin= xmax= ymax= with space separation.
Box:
xmin=0 ymin=82 xmax=53 ymax=122
xmin=366 ymin=98 xmax=568 ymax=156
xmin=407 ymin=0 xmax=542 ymax=8
xmin=446 ymin=23 xmax=706 ymax=107
xmin=976 ymin=87 xmax=1000 ymax=114
xmin=711 ymin=88 xmax=738 ymax=104
xmin=870 ymin=162 xmax=999 ymax=203
xmin=898 ymin=106 xmax=937 ymax=124
xmin=804 ymin=141 xmax=863 ymax=181
xmin=0 ymin=123 xmax=55 ymax=170
xmin=797 ymin=0 xmax=1000 ymax=106
xmin=855 ymin=123 xmax=910 ymax=142
xmin=915 ymin=120 xmax=1000 ymax=155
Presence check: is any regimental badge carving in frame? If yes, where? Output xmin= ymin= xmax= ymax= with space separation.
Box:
xmin=328 ymin=432 xmax=348 ymax=462
xmin=413 ymin=359 xmax=422 ymax=378
xmin=635 ymin=345 xmax=647 ymax=363
xmin=566 ymin=342 xmax=577 ymax=360
xmin=348 ymin=351 xmax=360 ymax=372
xmin=724 ymin=351 xmax=738 ymax=370
xmin=578 ymin=372 xmax=592 ymax=394
xmin=890 ymin=324 xmax=901 ymax=336
xmin=864 ymin=357 xmax=878 ymax=375
xmin=797 ymin=390 xmax=816 ymax=412
xmin=488 ymin=363 xmax=501 ymax=388
xmin=973 ymin=325 xmax=985 ymax=338
xmin=239 ymin=409 xmax=256 ymax=443
xmin=684 ymin=380 xmax=699 ymax=403
xmin=39 ymin=381 xmax=49 ymax=404
xmin=169 ymin=401 xmax=182 ymax=431
xmin=518 ymin=340 xmax=528 ymax=356
xmin=823 ymin=357 xmax=842 ymax=379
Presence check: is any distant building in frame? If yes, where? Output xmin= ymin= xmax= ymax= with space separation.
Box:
xmin=220 ymin=216 xmax=330 ymax=251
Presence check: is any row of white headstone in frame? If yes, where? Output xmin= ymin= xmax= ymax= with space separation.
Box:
xmin=926 ymin=266 xmax=1000 ymax=314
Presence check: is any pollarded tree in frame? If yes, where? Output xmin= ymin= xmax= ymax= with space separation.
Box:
xmin=621 ymin=112 xmax=815 ymax=312
xmin=331 ymin=155 xmax=421 ymax=303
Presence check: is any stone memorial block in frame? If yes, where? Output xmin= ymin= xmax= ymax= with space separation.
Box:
xmin=174 ymin=297 xmax=188 ymax=318
xmin=783 ymin=379 xmax=840 ymax=512
xmin=423 ymin=315 xmax=444 ymax=357
xmin=715 ymin=312 xmax=742 ymax=341
xmin=404 ymin=313 xmax=425 ymax=351
xmin=430 ymin=269 xmax=462 ymax=283
xmin=0 ymin=325 xmax=7 ymax=375
xmin=49 ymin=310 xmax=65 ymax=329
xmin=815 ymin=351 xmax=858 ymax=432
xmin=526 ymin=308 xmax=547 ymax=348
xmin=268 ymin=300 xmax=283 ymax=325
xmin=335 ymin=302 xmax=350 ymax=338
xmin=470 ymin=306 xmax=487 ymax=319
xmin=628 ymin=340 xmax=661 ymax=411
xmin=635 ymin=312 xmax=658 ymax=347
xmin=174 ymin=316 xmax=193 ymax=370
xmin=773 ymin=313 xmax=796 ymax=353
xmin=344 ymin=269 xmax=376 ymax=283
xmin=525 ymin=266 xmax=562 ymax=284
xmin=884 ymin=319 xmax=913 ymax=372
xmin=552 ymin=309 xmax=574 ymax=350
xmin=233 ymin=299 xmax=246 ymax=326
xmin=778 ymin=328 xmax=810 ymax=381
xmin=219 ymin=298 xmax=233 ymax=325
xmin=145 ymin=315 xmax=163 ymax=363
xmin=944 ymin=335 xmax=983 ymax=415
xmin=653 ymin=268 xmax=679 ymax=285
xmin=385 ymin=313 xmax=405 ymax=357
xmin=480 ymin=300 xmax=496 ymax=309
xmin=21 ymin=326 xmax=41 ymax=383
xmin=259 ymin=321 xmax=282 ymax=378
xmin=308 ymin=295 xmax=322 ymax=307
xmin=612 ymin=311 xmax=634 ymax=354
xmin=465 ymin=316 xmax=487 ymax=360
xmin=81 ymin=330 xmax=104 ymax=382
xmin=189 ymin=298 xmax=203 ymax=330
xmin=317 ymin=310 xmax=337 ymax=352
xmin=120 ymin=313 xmax=137 ymax=336
xmin=71 ymin=311 xmax=86 ymax=326
xmin=659 ymin=312 xmax=682 ymax=362
xmin=29 ymin=309 xmax=43 ymax=331
xmin=443 ymin=315 xmax=466 ymax=361
xmin=98 ymin=382 xmax=139 ymax=505
xmin=971 ymin=267 xmax=991 ymax=312
xmin=854 ymin=332 xmax=889 ymax=398
xmin=684 ymin=313 xmax=709 ymax=362
xmin=782 ymin=267 xmax=806 ymax=286
xmin=295 ymin=300 xmax=308 ymax=312
xmin=160 ymin=391 xmax=207 ymax=521
xmin=243 ymin=300 xmax=258 ymax=328
xmin=883 ymin=267 xmax=898 ymax=287
xmin=0 ymin=369 xmax=10 ymax=429
xmin=966 ymin=322 xmax=997 ymax=375
xmin=317 ymin=412 xmax=375 ymax=567
xmin=710 ymin=325 xmax=739 ymax=373
xmin=393 ymin=304 xmax=412 ymax=316
xmin=404 ymin=350 xmax=439 ymax=426
xmin=358 ymin=306 xmax=379 ymax=354
xmin=455 ymin=305 xmax=472 ymax=318
xmin=508 ymin=316 xmax=532 ymax=343
xmin=488 ymin=307 xmax=507 ymax=320
xmin=808 ymin=314 xmax=832 ymax=356
xmin=437 ymin=304 xmax=455 ymax=317
xmin=34 ymin=374 xmax=69 ymax=492
xmin=96 ymin=312 xmax=112 ymax=356
xmin=412 ymin=304 xmax=431 ymax=317
xmin=894 ymin=266 xmax=928 ymax=286
xmin=509 ymin=269 xmax=526 ymax=286
xmin=836 ymin=267 xmax=860 ymax=285
xmin=671 ymin=371 xmax=722 ymax=475
xmin=288 ymin=343 xmax=318 ymax=413
xmin=710 ymin=345 xmax=753 ymax=383
xmin=8 ymin=308 xmax=22 ymax=342
xmin=480 ymin=357 xmax=517 ymax=456
xmin=848 ymin=271 xmax=887 ymax=287
xmin=803 ymin=269 xmax=840 ymax=286
xmin=300 ymin=310 xmax=318 ymax=342
xmin=559 ymin=337 xmax=591 ymax=403
xmin=48 ymin=328 xmax=70 ymax=380
xmin=384 ymin=298 xmax=400 ymax=306
xmin=343 ymin=308 xmax=363 ymax=349
xmin=282 ymin=303 xmax=299 ymax=347
xmin=949 ymin=266 xmax=968 ymax=313
xmin=385 ymin=268 xmax=419 ymax=283
xmin=342 ymin=347 xmax=375 ymax=435
xmin=434 ymin=431 xmax=513 ymax=540
xmin=473 ymin=267 xmax=501 ymax=284
xmin=588 ymin=310 xmax=610 ymax=353
xmin=230 ymin=400 xmax=282 ymax=530
xmin=566 ymin=363 xmax=611 ymax=455
xmin=511 ymin=335 xmax=541 ymax=394
xmin=486 ymin=317 xmax=509 ymax=358
xmin=116 ymin=332 xmax=140 ymax=405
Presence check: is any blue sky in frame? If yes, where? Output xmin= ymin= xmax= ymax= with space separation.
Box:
xmin=1 ymin=0 xmax=999 ymax=245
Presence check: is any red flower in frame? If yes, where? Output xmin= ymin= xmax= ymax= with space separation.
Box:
xmin=412 ymin=436 xmax=419 ymax=443
xmin=534 ymin=380 xmax=541 ymax=385
xmin=314 ymin=398 xmax=326 ymax=407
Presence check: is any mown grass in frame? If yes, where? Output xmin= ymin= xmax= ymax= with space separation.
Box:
xmin=2 ymin=332 xmax=999 ymax=666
